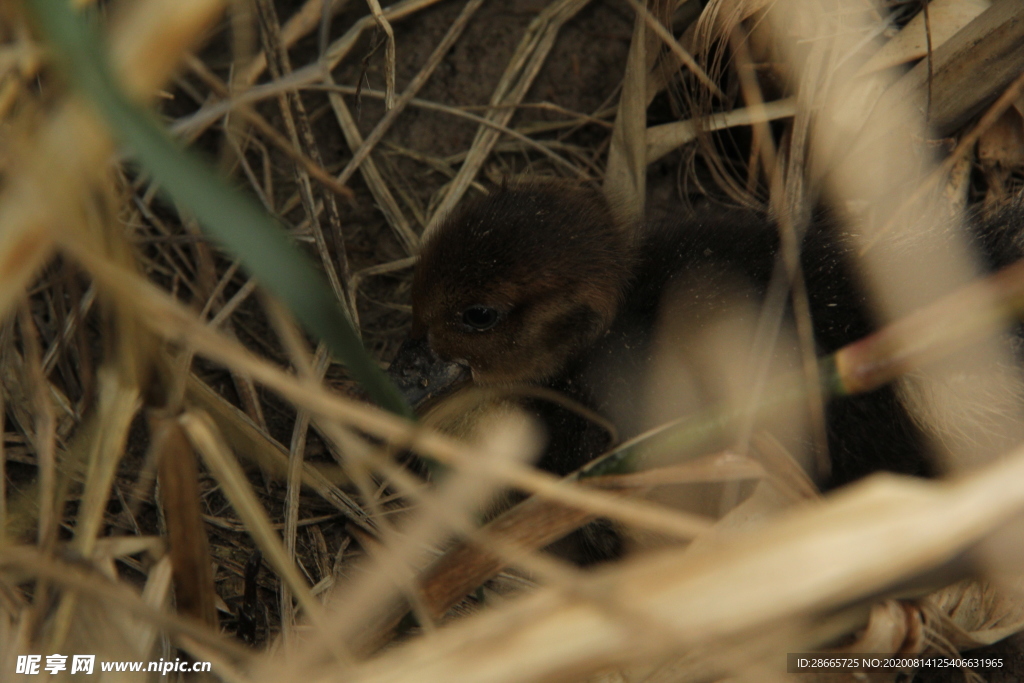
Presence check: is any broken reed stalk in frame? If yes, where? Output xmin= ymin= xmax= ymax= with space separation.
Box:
xmin=826 ymin=255 xmax=1024 ymax=396
xmin=299 ymin=438 xmax=1024 ymax=683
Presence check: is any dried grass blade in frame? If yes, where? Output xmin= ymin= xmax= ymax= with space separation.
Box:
xmin=363 ymin=0 xmax=397 ymax=109
xmin=927 ymin=579 xmax=1024 ymax=650
xmin=623 ymin=0 xmax=722 ymax=97
xmin=323 ymin=0 xmax=445 ymax=70
xmin=645 ymin=97 xmax=796 ymax=164
xmin=337 ymin=449 xmax=1024 ymax=683
xmin=415 ymin=455 xmax=749 ymax=621
xmin=254 ymin=0 xmax=356 ymax=324
xmin=71 ymin=369 xmax=141 ymax=556
xmin=152 ymin=413 xmax=219 ymax=626
xmin=63 ymin=242 xmax=722 ymax=537
xmin=336 ymin=0 xmax=485 ymax=187
xmin=0 ymin=223 xmax=55 ymax=332
xmin=184 ymin=373 xmax=377 ymax=532
xmin=827 ymin=256 xmax=1024 ymax=397
xmin=328 ymin=84 xmax=592 ymax=177
xmin=134 ymin=555 xmax=174 ymax=654
xmin=424 ymin=0 xmax=594 ymax=237
xmin=29 ymin=0 xmax=410 ymax=417
xmin=0 ymin=546 xmax=250 ymax=664
xmin=180 ymin=410 xmax=338 ymax=645
xmin=603 ymin=0 xmax=651 ymax=224
xmin=239 ymin=0 xmax=347 ymax=86
xmin=281 ymin=345 xmax=332 ymax=635
xmin=877 ymin=0 xmax=1024 ymax=136
xmin=587 ymin=453 xmax=765 ymax=489
xmin=856 ymin=0 xmax=991 ymax=76
xmin=327 ymin=88 xmax=420 ymax=254
xmin=262 ymin=415 xmax=541 ymax=670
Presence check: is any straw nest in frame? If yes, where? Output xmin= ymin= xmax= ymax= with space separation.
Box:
xmin=2 ymin=0 xmax=1024 ymax=681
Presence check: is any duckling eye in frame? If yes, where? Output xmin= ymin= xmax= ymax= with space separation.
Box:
xmin=461 ymin=306 xmax=500 ymax=331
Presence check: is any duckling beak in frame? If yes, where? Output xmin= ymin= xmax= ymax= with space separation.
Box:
xmin=387 ymin=336 xmax=472 ymax=410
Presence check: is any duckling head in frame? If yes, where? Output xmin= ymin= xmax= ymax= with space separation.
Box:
xmin=410 ymin=183 xmax=634 ymax=386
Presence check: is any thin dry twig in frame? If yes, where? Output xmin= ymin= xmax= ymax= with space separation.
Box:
xmin=622 ymin=0 xmax=723 ymax=98
xmin=363 ymin=0 xmax=397 ymax=110
xmin=336 ymin=0 xmax=485 ymax=188
xmin=424 ymin=0 xmax=595 ymax=237
xmin=253 ymin=0 xmax=356 ymax=324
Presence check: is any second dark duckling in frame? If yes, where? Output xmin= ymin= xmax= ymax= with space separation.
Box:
xmin=388 ymin=181 xmax=1023 ymax=559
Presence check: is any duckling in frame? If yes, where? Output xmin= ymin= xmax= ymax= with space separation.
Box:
xmin=390 ymin=182 xmax=637 ymax=484
xmin=388 ymin=181 xmax=1023 ymax=560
